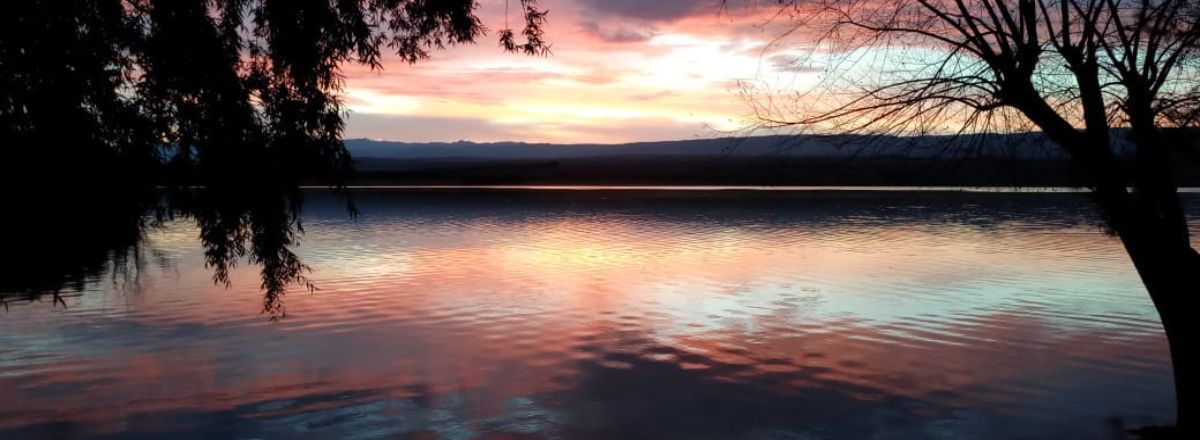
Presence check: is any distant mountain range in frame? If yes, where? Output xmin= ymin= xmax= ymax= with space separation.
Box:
xmin=342 ymin=133 xmax=1187 ymax=186
xmin=346 ymin=133 xmax=1083 ymax=161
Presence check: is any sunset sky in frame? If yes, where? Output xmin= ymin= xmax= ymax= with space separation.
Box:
xmin=342 ymin=0 xmax=816 ymax=143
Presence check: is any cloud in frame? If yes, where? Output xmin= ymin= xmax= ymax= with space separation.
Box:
xmin=574 ymin=0 xmax=714 ymax=22
xmin=766 ymin=54 xmax=825 ymax=73
xmin=345 ymin=114 xmax=527 ymax=142
xmin=345 ymin=113 xmax=720 ymax=144
xmin=352 ymin=67 xmax=566 ymax=101
xmin=332 ymin=0 xmax=786 ymax=143
xmin=579 ymin=21 xmax=656 ymax=43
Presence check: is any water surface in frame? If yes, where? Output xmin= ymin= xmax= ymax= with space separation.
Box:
xmin=0 ymin=190 xmax=1184 ymax=439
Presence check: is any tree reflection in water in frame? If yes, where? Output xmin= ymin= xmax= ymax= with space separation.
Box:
xmin=2 ymin=186 xmax=336 ymax=319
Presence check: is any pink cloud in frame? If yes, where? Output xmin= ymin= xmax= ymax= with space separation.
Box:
xmin=341 ymin=0 xmax=810 ymax=142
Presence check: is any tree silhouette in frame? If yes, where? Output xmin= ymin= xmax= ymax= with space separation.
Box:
xmin=747 ymin=0 xmax=1200 ymax=431
xmin=1 ymin=0 xmax=549 ymax=317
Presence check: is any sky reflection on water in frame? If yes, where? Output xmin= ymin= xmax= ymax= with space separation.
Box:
xmin=0 ymin=190 xmax=1185 ymax=439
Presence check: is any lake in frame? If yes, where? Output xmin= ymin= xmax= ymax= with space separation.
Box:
xmin=0 ymin=189 xmax=1187 ymax=439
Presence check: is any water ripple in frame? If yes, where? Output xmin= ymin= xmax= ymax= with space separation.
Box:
xmin=0 ymin=190 xmax=1187 ymax=439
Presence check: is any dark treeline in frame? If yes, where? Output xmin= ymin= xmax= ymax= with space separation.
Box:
xmin=343 ymin=130 xmax=1200 ymax=186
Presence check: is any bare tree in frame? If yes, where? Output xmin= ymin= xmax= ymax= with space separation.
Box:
xmin=746 ymin=0 xmax=1200 ymax=430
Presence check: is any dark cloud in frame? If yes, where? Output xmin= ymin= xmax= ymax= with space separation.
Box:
xmin=345 ymin=114 xmax=526 ymax=142
xmin=574 ymin=0 xmax=713 ymax=22
xmin=766 ymin=54 xmax=824 ymax=73
xmin=579 ymin=21 xmax=656 ymax=43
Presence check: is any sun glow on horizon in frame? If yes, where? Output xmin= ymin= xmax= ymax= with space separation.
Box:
xmin=341 ymin=0 xmax=821 ymax=143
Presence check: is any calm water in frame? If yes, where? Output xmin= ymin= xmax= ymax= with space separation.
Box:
xmin=1 ymin=190 xmax=1189 ymax=439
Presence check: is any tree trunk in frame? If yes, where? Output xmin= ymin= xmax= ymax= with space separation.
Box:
xmin=985 ymin=72 xmax=1192 ymax=431
xmin=1126 ymin=239 xmax=1198 ymax=432
xmin=1100 ymin=181 xmax=1198 ymax=432
xmin=1119 ymin=103 xmax=1198 ymax=433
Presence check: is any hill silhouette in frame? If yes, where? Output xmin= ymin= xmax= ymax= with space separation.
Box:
xmin=344 ymin=133 xmax=1193 ymax=187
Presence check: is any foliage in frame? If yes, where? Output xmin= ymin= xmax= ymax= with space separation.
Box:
xmin=0 ymin=0 xmax=549 ymax=317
